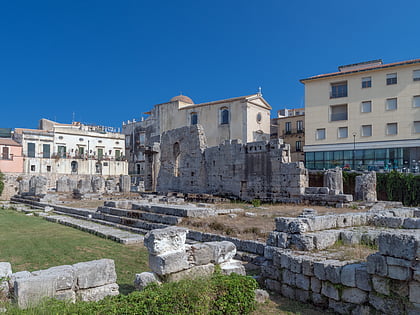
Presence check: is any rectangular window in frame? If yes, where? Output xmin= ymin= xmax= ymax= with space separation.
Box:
xmin=296 ymin=140 xmax=302 ymax=152
xmin=361 ymin=125 xmax=372 ymax=137
xmin=79 ymin=146 xmax=84 ymax=156
xmin=57 ymin=145 xmax=66 ymax=158
xmin=285 ymin=122 xmax=291 ymax=134
xmin=414 ymin=121 xmax=420 ymax=133
xmin=115 ymin=149 xmax=121 ymax=158
xmin=330 ymin=104 xmax=348 ymax=121
xmin=386 ymin=73 xmax=397 ymax=85
xmin=27 ymin=143 xmax=35 ymax=157
xmin=190 ymin=113 xmax=198 ymax=125
xmin=46 ymin=165 xmax=51 ymax=172
xmin=362 ymin=77 xmax=371 ymax=88
xmin=413 ymin=95 xmax=420 ymax=108
xmin=330 ymin=81 xmax=348 ymax=98
xmin=297 ymin=120 xmax=303 ymax=132
xmin=316 ymin=128 xmax=326 ymax=140
xmin=386 ymin=123 xmax=398 ymax=135
xmin=42 ymin=144 xmax=50 ymax=158
xmin=139 ymin=133 xmax=146 ymax=145
xmin=413 ymin=70 xmax=420 ymax=81
xmin=30 ymin=165 xmax=35 ymax=171
xmin=338 ymin=127 xmax=348 ymax=138
xmin=97 ymin=148 xmax=104 ymax=159
xmin=386 ymin=98 xmax=397 ymax=110
xmin=361 ymin=101 xmax=372 ymax=113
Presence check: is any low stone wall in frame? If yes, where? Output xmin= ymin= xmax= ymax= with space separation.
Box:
xmin=263 ymin=207 xmax=420 ymax=314
xmin=134 ymin=227 xmax=245 ymax=290
xmin=0 ymin=259 xmax=118 ymax=309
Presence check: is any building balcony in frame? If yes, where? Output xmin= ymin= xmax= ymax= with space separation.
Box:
xmin=282 ymin=129 xmax=305 ymax=136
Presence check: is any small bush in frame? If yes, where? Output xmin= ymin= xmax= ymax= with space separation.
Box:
xmin=251 ymin=199 xmax=261 ymax=208
xmin=5 ymin=273 xmax=258 ymax=315
xmin=0 ymin=171 xmax=4 ymax=196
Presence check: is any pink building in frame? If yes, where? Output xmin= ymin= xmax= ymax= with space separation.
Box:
xmin=0 ymin=138 xmax=23 ymax=173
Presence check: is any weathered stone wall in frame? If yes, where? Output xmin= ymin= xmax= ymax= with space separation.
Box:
xmin=156 ymin=125 xmax=306 ymax=202
xmin=0 ymin=259 xmax=118 ymax=309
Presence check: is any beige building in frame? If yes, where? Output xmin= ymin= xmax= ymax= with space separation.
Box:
xmin=301 ymin=58 xmax=420 ymax=172
xmin=123 ymin=93 xmax=272 ymax=189
xmin=271 ymin=108 xmax=305 ymax=162
xmin=14 ymin=119 xmax=128 ymax=176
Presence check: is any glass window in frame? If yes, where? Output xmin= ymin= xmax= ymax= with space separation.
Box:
xmin=413 ymin=70 xmax=420 ymax=81
xmin=27 ymin=143 xmax=35 ymax=157
xmin=413 ymin=95 xmax=420 ymax=108
xmin=297 ymin=120 xmax=303 ymax=132
xmin=42 ymin=144 xmax=50 ymax=158
xmin=285 ymin=122 xmax=291 ymax=134
xmin=316 ymin=128 xmax=326 ymax=140
xmin=115 ymin=150 xmax=121 ymax=158
xmin=295 ymin=141 xmax=302 ymax=152
xmin=324 ymin=151 xmax=333 ymax=161
xmin=139 ymin=133 xmax=146 ymax=145
xmin=330 ymin=81 xmax=348 ymax=98
xmin=338 ymin=127 xmax=348 ymax=138
xmin=386 ymin=98 xmax=397 ymax=110
xmin=97 ymin=148 xmax=104 ymax=158
xmin=220 ymin=108 xmax=229 ymax=125
xmin=79 ymin=147 xmax=84 ymax=155
xmin=386 ymin=123 xmax=398 ymax=135
xmin=314 ymin=151 xmax=324 ymax=160
xmin=361 ymin=125 xmax=372 ymax=137
xmin=333 ymin=151 xmax=343 ymax=160
xmin=361 ymin=101 xmax=372 ymax=113
xmin=364 ymin=149 xmax=375 ymax=159
xmin=386 ymin=73 xmax=397 ymax=85
xmin=375 ymin=149 xmax=386 ymax=159
xmin=305 ymin=152 xmax=314 ymax=162
xmin=362 ymin=77 xmax=371 ymax=88
xmin=414 ymin=121 xmax=420 ymax=133
xmin=191 ymin=112 xmax=198 ymax=125
xmin=344 ymin=150 xmax=353 ymax=159
xmin=57 ymin=145 xmax=66 ymax=158
xmin=330 ymin=104 xmax=348 ymax=121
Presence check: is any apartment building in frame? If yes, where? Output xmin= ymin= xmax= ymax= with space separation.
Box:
xmin=301 ymin=59 xmax=420 ymax=172
xmin=271 ymin=108 xmax=305 ymax=162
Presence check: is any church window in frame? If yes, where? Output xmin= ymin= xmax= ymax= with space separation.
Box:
xmin=220 ymin=107 xmax=229 ymax=125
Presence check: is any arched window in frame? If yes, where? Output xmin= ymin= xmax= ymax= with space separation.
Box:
xmin=71 ymin=161 xmax=78 ymax=174
xmin=220 ymin=107 xmax=229 ymax=125
xmin=190 ymin=112 xmax=198 ymax=125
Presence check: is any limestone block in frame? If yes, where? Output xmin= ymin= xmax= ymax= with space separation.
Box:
xmin=0 ymin=263 xmax=12 ymax=278
xmin=149 ymin=250 xmax=189 ymax=276
xmin=265 ymin=279 xmax=281 ymax=292
xmin=14 ymin=273 xmax=57 ymax=308
xmin=369 ymin=293 xmax=405 ymax=314
xmin=220 ymin=260 xmax=245 ymax=276
xmin=325 ymin=261 xmax=346 ymax=284
xmin=263 ymin=246 xmax=277 ymax=260
xmin=366 ymin=253 xmax=387 ymax=276
xmin=144 ymin=227 xmax=188 ymax=256
xmin=314 ymin=260 xmax=328 ymax=281
xmin=134 ymin=272 xmax=161 ymax=291
xmin=310 ymin=277 xmax=321 ymax=293
xmin=76 ymin=283 xmax=119 ymax=302
xmin=313 ymin=231 xmax=340 ymax=250
xmin=340 ymin=231 xmax=362 ymax=245
xmin=341 ymin=264 xmax=358 ymax=287
xmin=311 ymin=293 xmax=328 ymax=306
xmin=31 ymin=265 xmax=75 ymax=291
xmin=410 ymin=281 xmax=420 ymax=304
xmin=355 ymin=264 xmax=372 ymax=291
xmin=321 ymin=282 xmax=340 ymax=301
xmin=403 ymin=218 xmax=420 ymax=229
xmin=254 ymin=289 xmax=269 ymax=304
xmin=328 ymin=300 xmax=354 ymax=315
xmin=280 ymin=284 xmax=295 ymax=299
xmin=275 ymin=218 xmax=308 ymax=233
xmin=119 ymin=175 xmax=131 ymax=193
xmin=372 ymin=275 xmax=389 ymax=295
xmin=323 ymin=168 xmax=343 ymax=193
xmin=29 ymin=176 xmax=48 ymax=196
xmin=91 ymin=176 xmax=105 ymax=193
xmin=186 ymin=244 xmax=213 ymax=266
xmin=355 ymin=171 xmax=377 ymax=202
xmin=351 ymin=305 xmax=372 ymax=315
xmin=295 ymin=288 xmax=310 ymax=303
xmin=378 ymin=233 xmax=419 ymax=260
xmin=301 ymin=256 xmax=315 ymax=276
xmin=295 ymin=274 xmax=310 ymax=290
xmin=206 ymin=241 xmax=236 ymax=264
xmin=282 ymin=269 xmax=296 ymax=286
xmin=54 ymin=289 xmax=76 ymax=302
xmin=388 ymin=265 xmax=411 ymax=281
xmin=18 ymin=179 xmax=30 ymax=194
xmin=289 ymin=256 xmax=302 ymax=273
xmin=290 ymin=234 xmax=315 ymax=251
xmin=73 ymin=259 xmax=117 ymax=289
xmin=261 ymin=262 xmax=281 ymax=281
xmin=414 ymin=262 xmax=420 ymax=282
xmin=166 ymin=264 xmax=215 ymax=282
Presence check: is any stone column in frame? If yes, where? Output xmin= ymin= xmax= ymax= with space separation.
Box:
xmin=355 ymin=171 xmax=377 ymax=202
xmin=323 ymin=167 xmax=343 ymax=194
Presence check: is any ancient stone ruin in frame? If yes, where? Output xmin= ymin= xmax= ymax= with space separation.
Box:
xmin=0 ymin=259 xmax=118 ymax=309
xmin=134 ymin=227 xmax=245 ymax=290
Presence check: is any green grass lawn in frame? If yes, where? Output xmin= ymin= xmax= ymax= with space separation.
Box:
xmin=0 ymin=209 xmax=149 ymax=294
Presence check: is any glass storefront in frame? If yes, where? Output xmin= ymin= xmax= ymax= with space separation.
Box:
xmin=305 ymin=147 xmax=420 ymax=173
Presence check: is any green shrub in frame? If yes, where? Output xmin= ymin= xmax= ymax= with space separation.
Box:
xmin=251 ymin=199 xmax=261 ymax=207
xmin=376 ymin=171 xmax=420 ymax=206
xmin=5 ymin=273 xmax=258 ymax=315
xmin=0 ymin=170 xmax=4 ymax=196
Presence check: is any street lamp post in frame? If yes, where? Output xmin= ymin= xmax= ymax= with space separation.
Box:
xmin=352 ymin=132 xmax=357 ymax=170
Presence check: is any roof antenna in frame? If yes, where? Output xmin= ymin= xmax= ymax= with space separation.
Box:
xmin=258 ymin=86 xmax=262 ymax=96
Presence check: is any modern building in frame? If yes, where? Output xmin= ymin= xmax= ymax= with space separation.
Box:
xmin=122 ymin=93 xmax=272 ymax=189
xmin=301 ymin=58 xmax=420 ymax=172
xmin=271 ymin=108 xmax=305 ymax=162
xmin=14 ymin=119 xmax=128 ymax=176
xmin=0 ymin=138 xmax=24 ymax=173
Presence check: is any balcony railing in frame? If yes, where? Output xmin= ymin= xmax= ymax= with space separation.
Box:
xmin=24 ymin=153 xmax=127 ymax=161
xmin=282 ymin=128 xmax=305 ymax=136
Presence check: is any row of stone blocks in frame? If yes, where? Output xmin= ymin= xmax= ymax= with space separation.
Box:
xmin=0 ymin=259 xmax=118 ymax=309
xmin=262 ymin=232 xmax=420 ymax=314
xmin=134 ymin=227 xmax=246 ymax=290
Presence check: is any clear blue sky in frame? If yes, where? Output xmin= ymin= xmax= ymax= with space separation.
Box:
xmin=1 ymin=0 xmax=419 ymax=129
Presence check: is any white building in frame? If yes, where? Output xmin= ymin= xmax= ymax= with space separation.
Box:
xmin=14 ymin=119 xmax=128 ymax=176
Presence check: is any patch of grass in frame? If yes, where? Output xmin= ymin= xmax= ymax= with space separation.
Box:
xmin=326 ymin=240 xmax=377 ymax=261
xmin=0 ymin=209 xmax=148 ymax=294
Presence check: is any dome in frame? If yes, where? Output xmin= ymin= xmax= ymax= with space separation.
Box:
xmin=170 ymin=94 xmax=194 ymax=104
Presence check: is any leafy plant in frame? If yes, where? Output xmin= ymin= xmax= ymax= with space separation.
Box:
xmin=0 ymin=170 xmax=4 ymax=197
xmin=251 ymin=199 xmax=261 ymax=208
